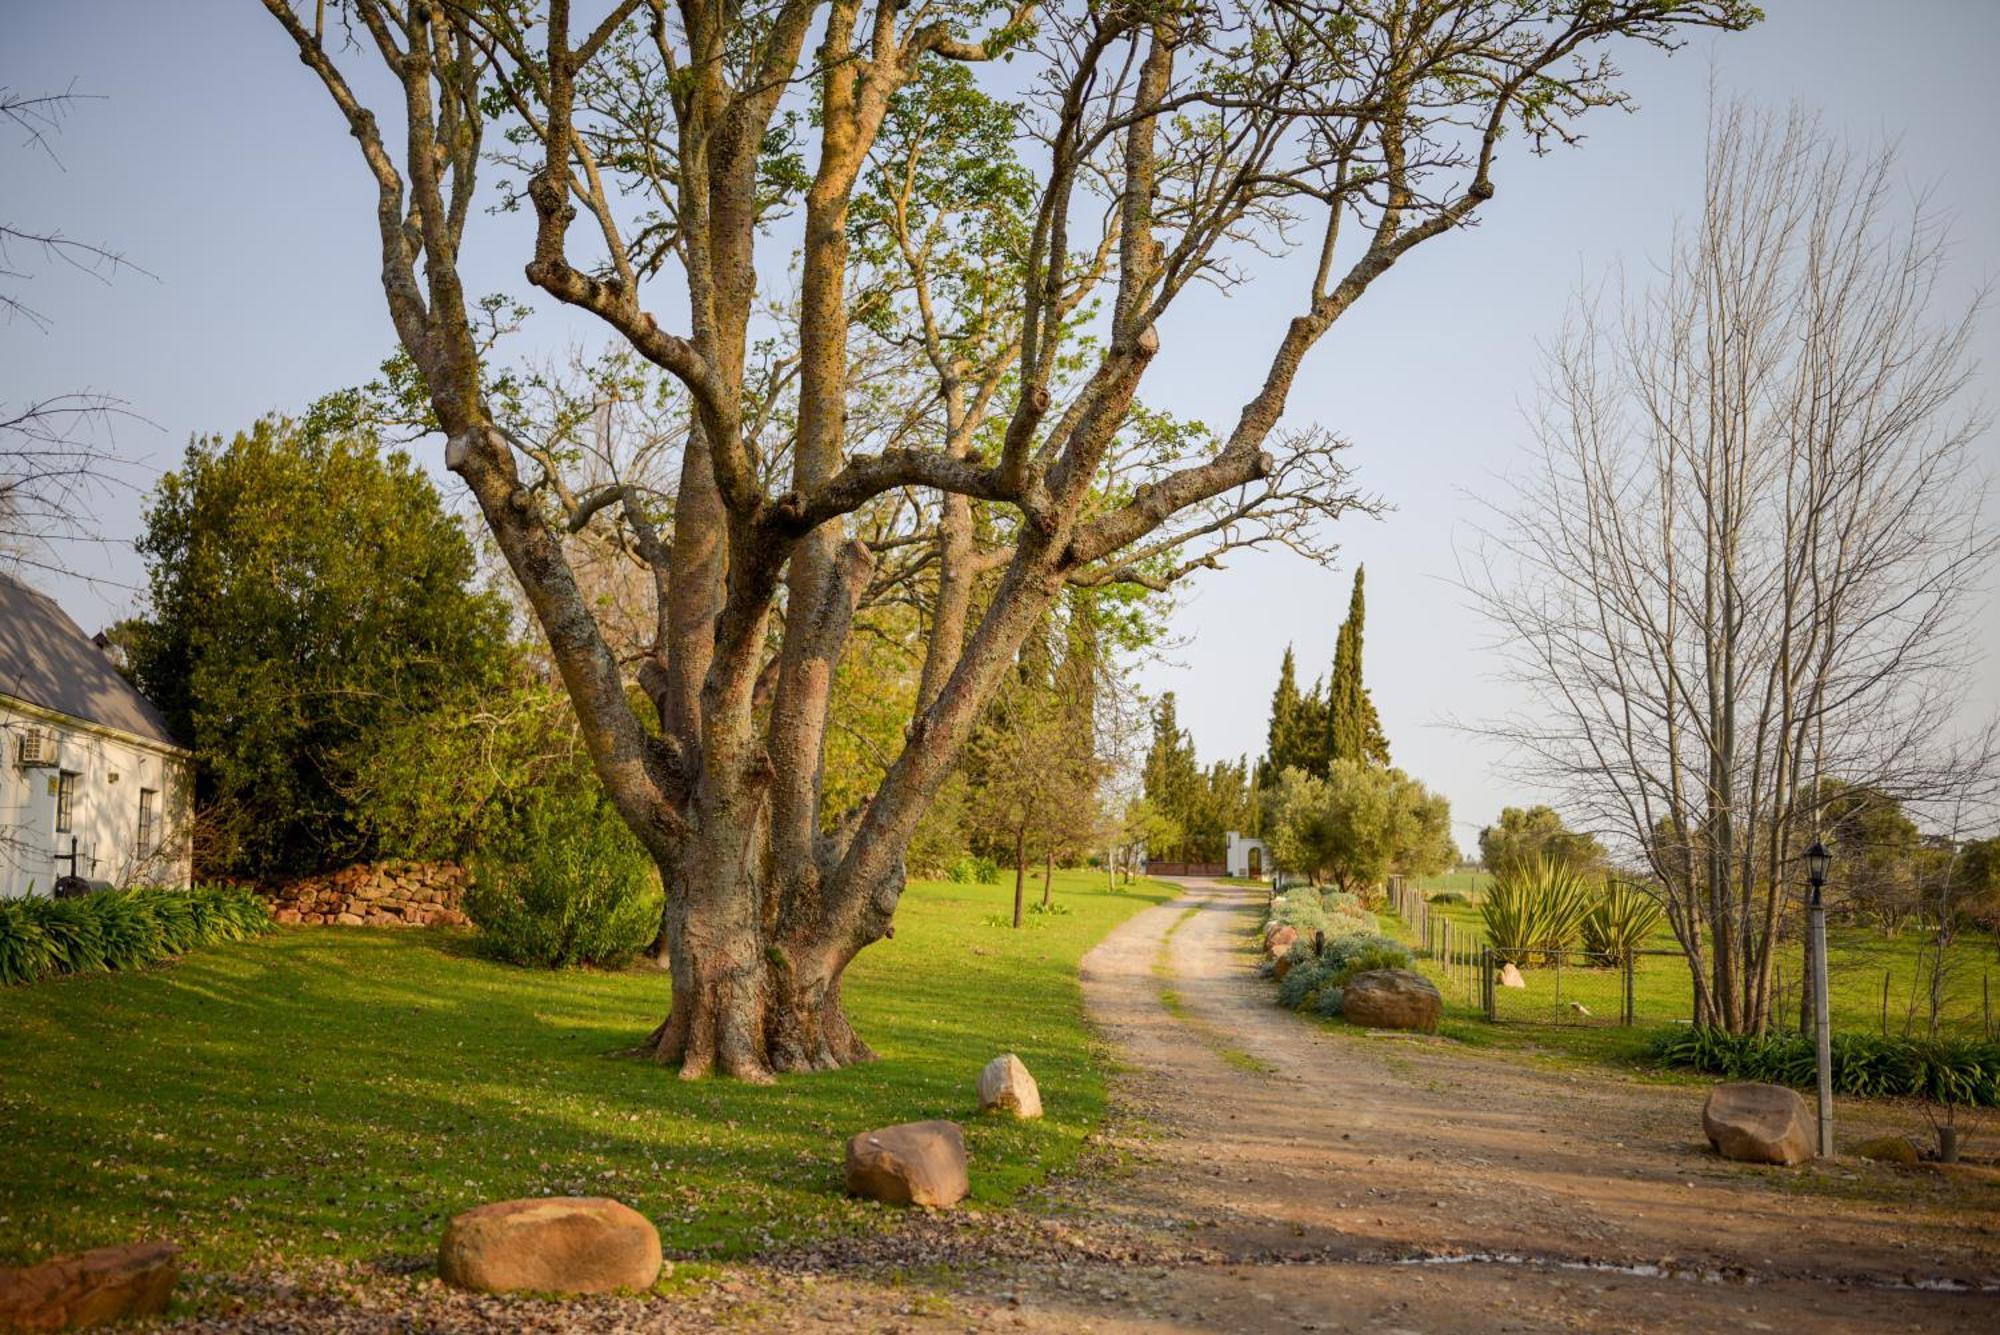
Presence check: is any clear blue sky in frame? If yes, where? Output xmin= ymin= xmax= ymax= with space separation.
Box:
xmin=5 ymin=1 xmax=1997 ymax=846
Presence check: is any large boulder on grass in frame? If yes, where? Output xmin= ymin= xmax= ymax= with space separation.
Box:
xmin=1263 ymin=924 xmax=1298 ymax=958
xmin=1701 ymin=1083 xmax=1815 ymax=1166
xmin=845 ymin=1120 xmax=969 ymax=1207
xmin=977 ymin=1054 xmax=1043 ymax=1119
xmin=438 ymin=1197 xmax=662 ymax=1294
xmin=0 ymin=1242 xmax=179 ymax=1330
xmin=1339 ymin=969 xmax=1442 ymax=1033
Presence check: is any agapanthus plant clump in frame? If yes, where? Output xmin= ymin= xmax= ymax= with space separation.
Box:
xmin=0 ymin=884 xmax=271 ymax=986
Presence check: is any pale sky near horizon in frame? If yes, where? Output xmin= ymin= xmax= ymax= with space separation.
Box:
xmin=5 ymin=1 xmax=1998 ymax=848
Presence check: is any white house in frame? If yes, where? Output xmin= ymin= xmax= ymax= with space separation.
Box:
xmin=1 ymin=573 xmax=193 ymax=898
xmin=1226 ymin=830 xmax=1271 ymax=880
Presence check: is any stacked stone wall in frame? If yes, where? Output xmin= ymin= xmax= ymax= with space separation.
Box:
xmin=267 ymin=860 xmax=468 ymax=927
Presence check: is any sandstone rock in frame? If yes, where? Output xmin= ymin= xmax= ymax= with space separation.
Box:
xmin=844 ymin=1120 xmax=968 ymax=1207
xmin=1273 ymin=953 xmax=1296 ymax=982
xmin=1340 ymin=969 xmax=1443 ymax=1033
xmin=273 ymin=908 xmax=301 ymax=925
xmin=334 ymin=912 xmax=364 ymax=926
xmin=438 ymin=1197 xmax=662 ymax=1295
xmin=1853 ymin=1134 xmax=1920 ymax=1166
xmin=1702 ymin=1082 xmax=1815 ymax=1166
xmin=977 ymin=1054 xmax=1043 ymax=1119
xmin=1499 ymin=962 xmax=1526 ymax=989
xmin=0 ymin=1241 xmax=178 ymax=1330
xmin=1264 ymin=924 xmax=1299 ymax=958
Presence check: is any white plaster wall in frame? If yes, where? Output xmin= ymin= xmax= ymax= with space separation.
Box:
xmin=0 ymin=700 xmax=194 ymax=899
xmin=1226 ymin=831 xmax=1270 ymax=879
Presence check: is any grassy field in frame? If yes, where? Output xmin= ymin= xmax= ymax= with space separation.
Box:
xmin=0 ymin=870 xmax=1176 ymax=1276
xmin=1380 ymin=891 xmax=1999 ymax=1067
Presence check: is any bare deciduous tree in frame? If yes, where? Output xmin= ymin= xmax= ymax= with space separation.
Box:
xmin=264 ymin=0 xmax=1752 ymax=1078
xmin=1474 ymin=100 xmax=1996 ymax=1034
xmin=1 ymin=86 xmax=146 ymax=575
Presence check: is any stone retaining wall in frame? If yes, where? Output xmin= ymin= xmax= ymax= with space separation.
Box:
xmin=267 ymin=860 xmax=469 ymax=927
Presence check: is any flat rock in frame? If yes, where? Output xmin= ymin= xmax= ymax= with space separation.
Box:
xmin=845 ymin=1120 xmax=968 ymax=1208
xmin=1340 ymin=968 xmax=1442 ymax=1033
xmin=977 ymin=1053 xmax=1043 ymax=1119
xmin=438 ymin=1197 xmax=662 ymax=1294
xmin=0 ymin=1241 xmax=178 ymax=1331
xmin=1701 ymin=1083 xmax=1815 ymax=1166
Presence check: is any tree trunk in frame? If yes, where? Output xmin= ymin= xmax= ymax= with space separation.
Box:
xmin=643 ymin=837 xmax=887 ymax=1081
xmin=1043 ymin=847 xmax=1054 ymax=907
xmin=1013 ymin=829 xmax=1027 ymax=929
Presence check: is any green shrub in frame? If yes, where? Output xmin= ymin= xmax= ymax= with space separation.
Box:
xmin=467 ymin=787 xmax=662 ymax=969
xmin=1277 ymin=954 xmax=1336 ymax=1010
xmin=1271 ymin=933 xmax=1413 ymax=1013
xmin=1320 ymin=933 xmax=1413 ymax=982
xmin=1027 ymin=899 xmax=1073 ymax=916
xmin=1581 ymin=880 xmax=1665 ymax=965
xmin=0 ymin=884 xmax=272 ymax=985
xmin=1481 ymin=856 xmax=1596 ymax=965
xmin=1650 ymin=1028 xmax=2000 ymax=1107
xmin=947 ymin=855 xmax=1001 ymax=885
xmin=1428 ymin=890 xmax=1468 ymax=905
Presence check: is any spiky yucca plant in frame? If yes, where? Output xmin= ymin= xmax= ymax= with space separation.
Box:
xmin=1581 ymin=880 xmax=1665 ymax=965
xmin=1481 ymin=855 xmax=1597 ymax=966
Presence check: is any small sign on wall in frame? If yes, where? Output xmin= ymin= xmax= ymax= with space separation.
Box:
xmin=46 ymin=776 xmax=58 ymax=796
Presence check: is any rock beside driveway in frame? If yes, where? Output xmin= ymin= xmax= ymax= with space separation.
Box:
xmin=1701 ymin=1083 xmax=1815 ymax=1165
xmin=438 ymin=1197 xmax=662 ymax=1294
xmin=1340 ymin=969 xmax=1443 ymax=1033
xmin=977 ymin=1053 xmax=1043 ymax=1119
xmin=0 ymin=1241 xmax=179 ymax=1330
xmin=1263 ymin=924 xmax=1298 ymax=957
xmin=845 ymin=1120 xmax=969 ymax=1207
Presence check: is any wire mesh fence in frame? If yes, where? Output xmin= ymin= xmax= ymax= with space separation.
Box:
xmin=1385 ymin=876 xmax=1999 ymax=1038
xmin=1478 ymin=948 xmax=1677 ymax=1027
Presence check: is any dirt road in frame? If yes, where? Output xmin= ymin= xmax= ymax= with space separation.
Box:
xmin=967 ymin=877 xmax=2000 ymax=1332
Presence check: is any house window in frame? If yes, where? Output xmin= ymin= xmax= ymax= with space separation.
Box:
xmin=137 ymin=788 xmax=158 ymax=859
xmin=55 ymin=770 xmax=79 ymax=833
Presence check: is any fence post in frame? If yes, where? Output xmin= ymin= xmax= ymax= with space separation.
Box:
xmin=1622 ymin=953 xmax=1635 ymax=1027
xmin=1482 ymin=946 xmax=1495 ymax=1021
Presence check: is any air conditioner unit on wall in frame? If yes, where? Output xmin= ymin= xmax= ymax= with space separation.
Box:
xmin=15 ymin=728 xmax=56 ymax=768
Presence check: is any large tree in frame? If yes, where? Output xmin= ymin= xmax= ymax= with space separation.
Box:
xmin=128 ymin=417 xmax=513 ymax=879
xmin=1476 ymin=102 xmax=1996 ymax=1033
xmin=263 ymin=0 xmax=1753 ymax=1078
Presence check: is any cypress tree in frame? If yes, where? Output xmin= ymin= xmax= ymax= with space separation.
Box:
xmin=1328 ymin=566 xmax=1390 ymax=766
xmin=1259 ymin=645 xmax=1302 ymax=787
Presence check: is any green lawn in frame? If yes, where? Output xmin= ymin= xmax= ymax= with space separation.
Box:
xmin=1379 ymin=894 xmax=1999 ymax=1068
xmin=0 ymin=871 xmax=1176 ymax=1276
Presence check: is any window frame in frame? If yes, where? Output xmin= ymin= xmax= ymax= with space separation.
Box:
xmin=137 ymin=787 xmax=158 ymax=859
xmin=55 ymin=769 xmax=79 ymax=834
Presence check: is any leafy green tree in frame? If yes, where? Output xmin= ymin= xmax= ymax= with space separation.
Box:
xmin=1821 ymin=783 xmax=1924 ymax=933
xmin=1328 ymin=566 xmax=1390 ymax=767
xmin=1478 ymin=805 xmax=1605 ymax=879
xmin=1956 ymin=837 xmax=2000 ymax=932
xmin=128 ymin=417 xmax=512 ymax=879
xmin=1267 ymin=761 xmax=1452 ymax=897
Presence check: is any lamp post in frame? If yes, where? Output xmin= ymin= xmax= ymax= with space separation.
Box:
xmin=1805 ymin=839 xmax=1834 ymax=1158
